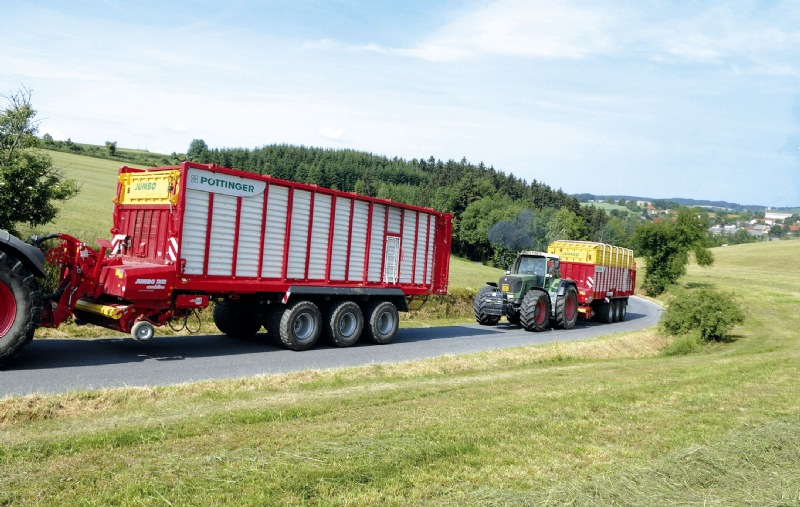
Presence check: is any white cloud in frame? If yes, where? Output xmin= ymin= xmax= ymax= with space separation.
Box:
xmin=373 ymin=0 xmax=800 ymax=75
xmin=399 ymin=0 xmax=618 ymax=62
xmin=640 ymin=3 xmax=800 ymax=71
xmin=663 ymin=38 xmax=721 ymax=63
xmin=301 ymin=0 xmax=619 ymax=62
xmin=318 ymin=127 xmax=345 ymax=142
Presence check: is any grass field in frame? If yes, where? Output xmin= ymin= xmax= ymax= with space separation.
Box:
xmin=19 ymin=151 xmax=151 ymax=243
xmin=583 ymin=201 xmax=634 ymax=215
xmin=2 ymin=237 xmax=799 ymax=505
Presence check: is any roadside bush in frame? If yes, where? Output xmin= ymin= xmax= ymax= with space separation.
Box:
xmin=660 ymin=288 xmax=745 ymax=342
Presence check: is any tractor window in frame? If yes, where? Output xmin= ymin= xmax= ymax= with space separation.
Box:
xmin=547 ymin=258 xmax=559 ymax=277
xmin=517 ymin=257 xmax=546 ymax=276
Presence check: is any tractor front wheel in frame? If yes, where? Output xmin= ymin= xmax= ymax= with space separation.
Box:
xmin=473 ymin=286 xmax=500 ymax=326
xmin=0 ymin=251 xmax=42 ymax=368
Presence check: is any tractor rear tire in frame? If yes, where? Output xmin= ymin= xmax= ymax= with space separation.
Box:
xmin=554 ymin=285 xmax=579 ymax=330
xmin=363 ymin=301 xmax=399 ymax=344
xmin=266 ymin=300 xmax=321 ymax=351
xmin=0 ymin=251 xmax=42 ymax=368
xmin=473 ymin=286 xmax=500 ymax=326
xmin=520 ymin=289 xmax=551 ymax=332
xmin=213 ymin=299 xmax=262 ymax=338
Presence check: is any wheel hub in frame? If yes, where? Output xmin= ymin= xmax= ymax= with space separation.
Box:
xmin=377 ymin=312 xmax=394 ymax=334
xmin=535 ymin=300 xmax=547 ymax=324
xmin=294 ymin=313 xmax=314 ymax=340
xmin=0 ymin=280 xmax=16 ymax=337
xmin=566 ymin=295 xmax=576 ymax=318
xmin=339 ymin=313 xmax=357 ymax=337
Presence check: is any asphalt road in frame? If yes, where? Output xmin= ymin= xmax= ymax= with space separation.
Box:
xmin=0 ymin=297 xmax=662 ymax=397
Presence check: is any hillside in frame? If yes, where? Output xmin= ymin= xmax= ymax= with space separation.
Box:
xmin=574 ymin=193 xmax=775 ymax=211
xmin=27 ymin=151 xmax=143 ymax=242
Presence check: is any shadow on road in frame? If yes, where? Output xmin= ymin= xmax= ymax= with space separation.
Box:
xmin=6 ymin=324 xmax=505 ymax=371
xmin=7 ymin=334 xmax=267 ymax=371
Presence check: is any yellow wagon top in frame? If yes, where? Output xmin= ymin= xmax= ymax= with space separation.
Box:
xmin=116 ymin=170 xmax=181 ymax=206
xmin=547 ymin=240 xmax=635 ymax=269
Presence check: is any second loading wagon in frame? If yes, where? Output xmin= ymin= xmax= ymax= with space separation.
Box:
xmin=474 ymin=240 xmax=636 ymax=331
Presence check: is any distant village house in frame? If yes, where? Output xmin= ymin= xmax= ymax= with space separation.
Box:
xmin=764 ymin=211 xmax=792 ymax=225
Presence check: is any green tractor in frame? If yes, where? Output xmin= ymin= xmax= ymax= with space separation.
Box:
xmin=473 ymin=250 xmax=578 ymax=332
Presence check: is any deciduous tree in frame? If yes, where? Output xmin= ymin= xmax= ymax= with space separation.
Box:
xmin=0 ymin=88 xmax=78 ymax=235
xmin=186 ymin=138 xmax=209 ymax=162
xmin=633 ymin=208 xmax=714 ymax=296
xmin=546 ymin=208 xmax=587 ymax=244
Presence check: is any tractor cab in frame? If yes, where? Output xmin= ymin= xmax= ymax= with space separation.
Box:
xmin=511 ymin=252 xmax=560 ymax=278
xmin=501 ymin=251 xmax=561 ymax=296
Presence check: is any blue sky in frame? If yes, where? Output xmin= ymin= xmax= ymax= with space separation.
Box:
xmin=3 ymin=1 xmax=799 ymax=207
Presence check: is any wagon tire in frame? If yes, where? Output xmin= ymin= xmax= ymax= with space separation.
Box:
xmin=269 ymin=300 xmax=321 ymax=351
xmin=131 ymin=320 xmax=155 ymax=342
xmin=0 ymin=250 xmax=42 ymax=369
xmin=596 ymin=301 xmax=614 ymax=324
xmin=263 ymin=305 xmax=284 ymax=345
xmin=473 ymin=286 xmax=500 ymax=326
xmin=324 ymin=300 xmax=363 ymax=347
xmin=520 ymin=289 xmax=550 ymax=332
xmin=213 ymin=299 xmax=262 ymax=338
xmin=363 ymin=301 xmax=399 ymax=345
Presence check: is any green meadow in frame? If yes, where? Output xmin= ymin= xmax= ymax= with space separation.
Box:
xmin=21 ymin=151 xmax=143 ymax=243
xmin=2 ymin=150 xmax=799 ymax=505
